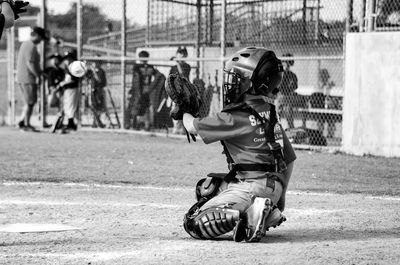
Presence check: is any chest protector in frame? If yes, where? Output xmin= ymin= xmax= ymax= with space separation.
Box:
xmin=220 ymin=102 xmax=287 ymax=182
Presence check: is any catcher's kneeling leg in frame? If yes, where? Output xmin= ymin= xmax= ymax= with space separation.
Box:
xmin=184 ymin=174 xmax=235 ymax=239
xmin=184 ymin=205 xmax=240 ymax=239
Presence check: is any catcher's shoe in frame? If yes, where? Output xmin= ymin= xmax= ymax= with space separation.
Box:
xmin=264 ymin=207 xmax=286 ymax=231
xmin=232 ymin=218 xmax=246 ymax=242
xmin=244 ymin=197 xmax=273 ymax=242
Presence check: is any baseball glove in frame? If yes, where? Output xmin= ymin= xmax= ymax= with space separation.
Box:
xmin=165 ymin=74 xmax=202 ymax=120
xmin=165 ymin=74 xmax=203 ymax=142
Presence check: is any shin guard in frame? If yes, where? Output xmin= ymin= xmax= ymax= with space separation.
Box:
xmin=184 ymin=206 xmax=240 ymax=240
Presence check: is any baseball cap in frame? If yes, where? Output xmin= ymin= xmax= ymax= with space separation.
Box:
xmin=32 ymin=26 xmax=50 ymax=40
xmin=138 ymin=50 xmax=149 ymax=58
xmin=282 ymin=53 xmax=294 ymax=66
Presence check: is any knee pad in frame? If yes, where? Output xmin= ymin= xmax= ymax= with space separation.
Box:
xmin=184 ymin=206 xmax=240 ymax=240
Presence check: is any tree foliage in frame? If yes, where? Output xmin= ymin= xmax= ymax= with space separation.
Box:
xmin=47 ymin=3 xmax=120 ymax=42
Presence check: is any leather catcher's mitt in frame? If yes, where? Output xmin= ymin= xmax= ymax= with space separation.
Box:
xmin=165 ymin=74 xmax=202 ymax=120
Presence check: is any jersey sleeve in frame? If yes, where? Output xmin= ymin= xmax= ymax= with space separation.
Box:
xmin=193 ymin=111 xmax=250 ymax=144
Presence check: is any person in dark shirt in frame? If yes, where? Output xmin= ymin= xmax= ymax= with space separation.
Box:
xmin=86 ymin=60 xmax=110 ymax=128
xmin=45 ymin=53 xmax=64 ymax=110
xmin=169 ymin=46 xmax=191 ymax=79
xmin=126 ymin=50 xmax=165 ymax=130
xmin=51 ymin=50 xmax=80 ymax=132
xmin=277 ymin=53 xmax=299 ymax=129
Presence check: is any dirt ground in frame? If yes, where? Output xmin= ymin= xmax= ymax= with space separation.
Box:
xmin=1 ymin=182 xmax=399 ymax=265
xmin=0 ymin=127 xmax=399 ymax=264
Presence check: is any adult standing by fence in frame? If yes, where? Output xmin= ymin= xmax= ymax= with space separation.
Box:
xmin=86 ymin=59 xmax=111 ymax=128
xmin=126 ymin=50 xmax=165 ymax=131
xmin=277 ymin=53 xmax=299 ymax=129
xmin=16 ymin=26 xmax=49 ymax=131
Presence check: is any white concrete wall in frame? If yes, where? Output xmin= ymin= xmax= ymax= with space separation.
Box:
xmin=343 ymin=32 xmax=400 ymax=157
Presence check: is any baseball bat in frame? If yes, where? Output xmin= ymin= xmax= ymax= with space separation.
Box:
xmin=106 ymin=88 xmax=121 ymax=128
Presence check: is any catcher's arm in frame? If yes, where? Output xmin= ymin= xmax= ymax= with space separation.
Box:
xmin=277 ymin=161 xmax=294 ymax=212
xmin=183 ymin=113 xmax=197 ymax=135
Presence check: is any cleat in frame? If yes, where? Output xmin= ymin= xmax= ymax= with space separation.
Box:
xmin=244 ymin=197 xmax=273 ymax=242
xmin=265 ymin=207 xmax=286 ymax=229
xmin=232 ymin=218 xmax=246 ymax=242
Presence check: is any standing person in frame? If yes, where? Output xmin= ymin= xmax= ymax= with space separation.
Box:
xmin=45 ymin=53 xmax=64 ymax=111
xmin=277 ymin=53 xmax=299 ymax=129
xmin=16 ymin=26 xmax=49 ymax=131
xmin=52 ymin=50 xmax=80 ymax=132
xmin=170 ymin=46 xmax=191 ymax=79
xmin=169 ymin=46 xmax=191 ymax=134
xmin=315 ymin=68 xmax=337 ymax=138
xmin=179 ymin=47 xmax=296 ymax=242
xmin=126 ymin=50 xmax=165 ymax=130
xmin=86 ymin=59 xmax=110 ymax=128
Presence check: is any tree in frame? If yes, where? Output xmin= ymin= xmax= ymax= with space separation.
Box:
xmin=47 ymin=3 xmax=121 ymax=43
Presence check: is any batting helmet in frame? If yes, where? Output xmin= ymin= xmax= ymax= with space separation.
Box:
xmin=223 ymin=47 xmax=283 ymax=105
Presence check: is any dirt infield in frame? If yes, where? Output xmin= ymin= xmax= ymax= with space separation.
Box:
xmin=0 ymin=127 xmax=400 ymax=264
xmin=1 ymin=182 xmax=399 ymax=265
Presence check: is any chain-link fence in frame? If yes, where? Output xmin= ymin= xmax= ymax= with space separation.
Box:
xmin=1 ymin=0 xmax=399 ymax=147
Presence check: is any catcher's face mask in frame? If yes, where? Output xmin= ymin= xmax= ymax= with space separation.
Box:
xmin=223 ymin=69 xmax=242 ymax=105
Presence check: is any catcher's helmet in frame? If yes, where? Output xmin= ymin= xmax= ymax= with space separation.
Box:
xmin=223 ymin=47 xmax=283 ymax=105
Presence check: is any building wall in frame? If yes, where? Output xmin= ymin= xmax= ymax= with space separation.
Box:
xmin=343 ymin=32 xmax=400 ymax=157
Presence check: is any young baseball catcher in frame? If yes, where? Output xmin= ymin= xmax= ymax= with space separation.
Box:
xmin=165 ymin=47 xmax=296 ymax=242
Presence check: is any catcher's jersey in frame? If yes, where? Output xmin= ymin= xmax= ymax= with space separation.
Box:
xmin=193 ymin=95 xmax=296 ymax=179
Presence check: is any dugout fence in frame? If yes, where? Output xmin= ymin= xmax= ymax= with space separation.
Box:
xmin=2 ymin=0 xmax=399 ymax=149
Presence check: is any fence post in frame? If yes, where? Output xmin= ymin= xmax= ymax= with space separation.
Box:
xmin=76 ymin=0 xmax=83 ymax=126
xmin=346 ymin=0 xmax=354 ymax=33
xmin=361 ymin=0 xmax=366 ymax=32
xmin=121 ymin=0 xmax=127 ymax=129
xmin=219 ymin=0 xmax=226 ymax=109
xmin=76 ymin=0 xmax=82 ymax=59
xmin=145 ymin=0 xmax=150 ymax=47
xmin=7 ymin=28 xmax=15 ymax=126
xmin=314 ymin=0 xmax=320 ymax=45
xmin=195 ymin=0 xmax=201 ymax=80
xmin=40 ymin=0 xmax=47 ymax=128
xmin=367 ymin=0 xmax=377 ymax=32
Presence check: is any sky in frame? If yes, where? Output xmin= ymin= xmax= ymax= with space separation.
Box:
xmin=28 ymin=0 xmax=354 ymax=26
